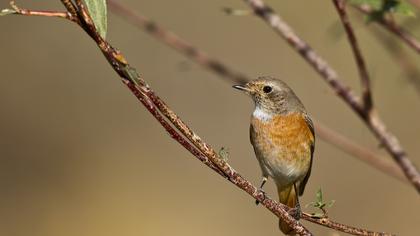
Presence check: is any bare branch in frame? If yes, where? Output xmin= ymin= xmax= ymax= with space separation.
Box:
xmin=333 ymin=0 xmax=373 ymax=111
xmin=242 ymin=0 xmax=420 ymax=193
xmin=60 ymin=0 xmax=78 ymax=18
xmin=353 ymin=4 xmax=420 ymax=54
xmin=302 ymin=213 xmax=393 ymax=236
xmin=7 ymin=1 xmax=74 ymax=21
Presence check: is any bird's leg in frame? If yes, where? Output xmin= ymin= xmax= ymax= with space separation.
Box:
xmin=255 ymin=176 xmax=268 ymax=205
xmin=290 ymin=184 xmax=302 ymax=220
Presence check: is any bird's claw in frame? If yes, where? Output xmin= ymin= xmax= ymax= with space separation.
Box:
xmin=255 ymin=189 xmax=266 ymax=205
xmin=288 ymin=205 xmax=301 ymax=220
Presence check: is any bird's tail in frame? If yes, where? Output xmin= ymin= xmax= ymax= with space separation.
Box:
xmin=278 ymin=185 xmax=298 ymax=235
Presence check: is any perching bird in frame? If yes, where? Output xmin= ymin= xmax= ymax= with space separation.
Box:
xmin=233 ymin=76 xmax=314 ymax=235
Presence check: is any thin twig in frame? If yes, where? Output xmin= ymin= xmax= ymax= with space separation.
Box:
xmin=302 ymin=213 xmax=393 ymax=236
xmin=8 ymin=1 xmax=74 ymax=21
xmin=60 ymin=0 xmax=78 ymax=18
xmin=333 ymin=0 xmax=373 ymax=112
xmin=106 ymin=0 xmax=408 ymax=185
xmin=242 ymin=0 xmax=420 ymax=193
xmin=353 ymin=4 xmax=420 ymax=54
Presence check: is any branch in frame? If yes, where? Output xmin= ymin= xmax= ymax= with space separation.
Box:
xmin=6 ymin=1 xmax=75 ymax=21
xmin=353 ymin=4 xmax=420 ymax=54
xmin=302 ymin=213 xmax=392 ymax=236
xmin=333 ymin=0 xmax=373 ymax=112
xmin=242 ymin=0 xmax=420 ymax=193
xmin=107 ymin=0 xmax=408 ymax=185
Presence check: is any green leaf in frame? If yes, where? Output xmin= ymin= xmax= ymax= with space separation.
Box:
xmin=315 ymin=188 xmax=323 ymax=203
xmin=83 ymin=0 xmax=108 ymax=39
xmin=349 ymin=0 xmax=382 ymax=9
xmin=394 ymin=2 xmax=416 ymax=16
xmin=0 ymin=8 xmax=16 ymax=16
xmin=350 ymin=0 xmax=416 ymax=18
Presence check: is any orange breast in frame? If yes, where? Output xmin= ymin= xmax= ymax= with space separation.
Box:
xmin=250 ymin=112 xmax=314 ymax=185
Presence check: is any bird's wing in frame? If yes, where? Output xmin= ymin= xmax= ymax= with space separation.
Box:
xmin=298 ymin=114 xmax=315 ymax=196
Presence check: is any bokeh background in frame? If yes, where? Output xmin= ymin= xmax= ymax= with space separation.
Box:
xmin=1 ymin=1 xmax=420 ymax=235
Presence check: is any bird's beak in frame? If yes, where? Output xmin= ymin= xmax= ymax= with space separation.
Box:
xmin=232 ymin=84 xmax=250 ymax=92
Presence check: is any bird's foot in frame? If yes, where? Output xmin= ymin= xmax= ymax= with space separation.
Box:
xmin=288 ymin=203 xmax=301 ymax=220
xmin=255 ymin=189 xmax=266 ymax=205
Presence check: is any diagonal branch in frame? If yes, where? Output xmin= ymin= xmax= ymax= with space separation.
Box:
xmin=302 ymin=213 xmax=392 ymax=236
xmin=242 ymin=0 xmax=420 ymax=193
xmin=107 ymin=0 xmax=407 ymax=185
xmin=333 ymin=0 xmax=373 ymax=112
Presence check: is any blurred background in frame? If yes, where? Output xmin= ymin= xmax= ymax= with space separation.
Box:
xmin=1 ymin=0 xmax=420 ymax=235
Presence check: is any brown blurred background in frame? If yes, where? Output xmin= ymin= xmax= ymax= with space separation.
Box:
xmin=1 ymin=1 xmax=420 ymax=235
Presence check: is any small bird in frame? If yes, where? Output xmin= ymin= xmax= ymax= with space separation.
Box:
xmin=233 ymin=76 xmax=314 ymax=235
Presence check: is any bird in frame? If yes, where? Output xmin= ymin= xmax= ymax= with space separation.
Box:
xmin=233 ymin=76 xmax=314 ymax=235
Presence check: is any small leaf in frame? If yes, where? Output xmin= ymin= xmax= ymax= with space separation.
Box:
xmin=0 ymin=8 xmax=16 ymax=16
xmin=83 ymin=0 xmax=107 ymax=39
xmin=316 ymin=188 xmax=323 ymax=203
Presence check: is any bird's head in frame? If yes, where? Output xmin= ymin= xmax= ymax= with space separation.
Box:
xmin=233 ymin=76 xmax=305 ymax=115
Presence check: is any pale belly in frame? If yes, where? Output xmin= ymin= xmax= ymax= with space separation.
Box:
xmin=254 ymin=143 xmax=310 ymax=188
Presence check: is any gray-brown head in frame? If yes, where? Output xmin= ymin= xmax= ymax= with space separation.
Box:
xmin=233 ymin=76 xmax=306 ymax=115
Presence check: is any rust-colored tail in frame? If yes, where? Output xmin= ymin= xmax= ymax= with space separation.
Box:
xmin=278 ymin=185 xmax=297 ymax=235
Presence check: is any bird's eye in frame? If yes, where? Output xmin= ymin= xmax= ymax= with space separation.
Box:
xmin=263 ymin=86 xmax=272 ymax=93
